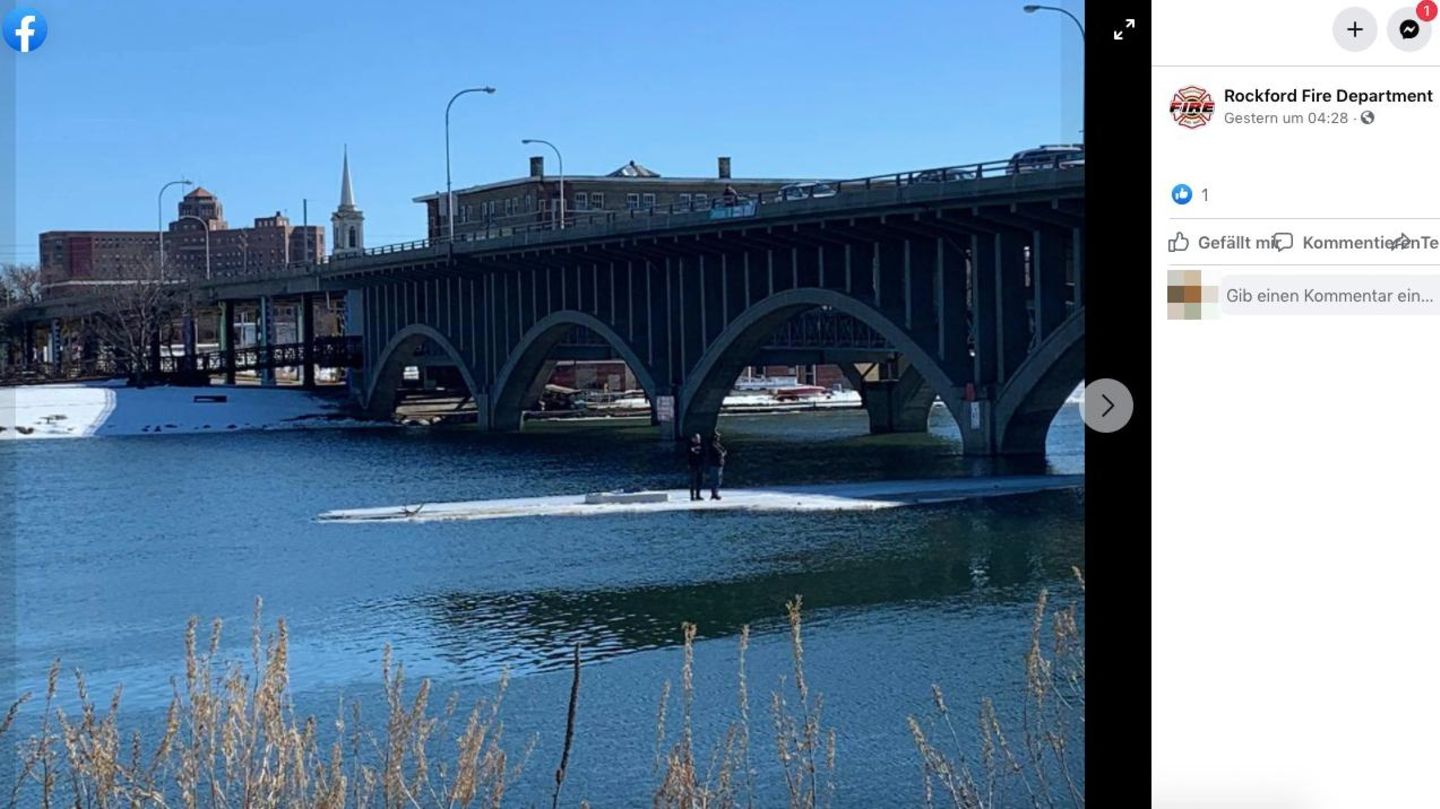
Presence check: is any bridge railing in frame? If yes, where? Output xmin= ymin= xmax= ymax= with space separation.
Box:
xmin=388 ymin=153 xmax=1086 ymax=253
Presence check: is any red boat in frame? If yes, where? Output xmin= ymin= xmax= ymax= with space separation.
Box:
xmin=772 ymin=385 xmax=828 ymax=402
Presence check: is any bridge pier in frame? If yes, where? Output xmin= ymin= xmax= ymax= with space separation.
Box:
xmin=958 ymin=396 xmax=998 ymax=455
xmin=219 ymin=301 xmax=236 ymax=385
xmin=299 ymin=293 xmax=316 ymax=389
xmin=839 ymin=361 xmax=934 ymax=434
xmin=344 ymin=290 xmax=364 ymax=402
xmin=48 ymin=319 xmax=61 ymax=373
xmin=181 ymin=311 xmax=197 ymax=378
xmin=257 ymin=296 xmax=275 ymax=387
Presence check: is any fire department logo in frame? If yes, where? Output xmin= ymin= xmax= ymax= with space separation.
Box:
xmin=1169 ymin=86 xmax=1215 ymax=129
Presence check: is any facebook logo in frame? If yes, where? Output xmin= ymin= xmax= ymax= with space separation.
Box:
xmin=3 ymin=7 xmax=47 ymax=53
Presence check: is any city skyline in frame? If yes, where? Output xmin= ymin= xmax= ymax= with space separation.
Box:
xmin=9 ymin=0 xmax=1083 ymax=264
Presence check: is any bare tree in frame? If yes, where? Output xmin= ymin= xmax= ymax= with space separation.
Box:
xmin=80 ymin=259 xmax=189 ymax=386
xmin=0 ymin=263 xmax=42 ymax=306
xmin=0 ymin=263 xmax=43 ymax=357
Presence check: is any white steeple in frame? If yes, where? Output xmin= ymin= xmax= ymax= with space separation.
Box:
xmin=339 ymin=146 xmax=356 ymax=209
xmin=331 ymin=146 xmax=364 ymax=256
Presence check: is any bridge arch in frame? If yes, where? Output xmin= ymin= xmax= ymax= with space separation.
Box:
xmin=678 ymin=288 xmax=968 ymax=441
xmin=490 ymin=310 xmax=658 ymax=431
xmin=991 ymin=307 xmax=1085 ymax=455
xmin=362 ymin=324 xmax=481 ymax=420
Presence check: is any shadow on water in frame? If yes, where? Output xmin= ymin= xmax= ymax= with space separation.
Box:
xmin=363 ymin=489 xmax=1083 ymax=679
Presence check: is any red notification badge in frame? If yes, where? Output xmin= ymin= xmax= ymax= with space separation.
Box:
xmin=1419 ymin=1 xmax=1438 ymax=22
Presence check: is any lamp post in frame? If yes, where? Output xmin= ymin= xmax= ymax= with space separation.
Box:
xmin=444 ymin=86 xmax=496 ymax=242
xmin=177 ymin=215 xmax=211 ymax=280
xmin=1023 ymin=5 xmax=1085 ymax=143
xmin=521 ymin=138 xmax=564 ymax=230
xmin=157 ymin=178 xmax=193 ymax=278
xmin=1022 ymin=4 xmax=1085 ymax=38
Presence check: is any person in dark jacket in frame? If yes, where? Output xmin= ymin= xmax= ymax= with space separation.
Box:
xmin=687 ymin=433 xmax=706 ymax=501
xmin=706 ymin=431 xmax=727 ymax=500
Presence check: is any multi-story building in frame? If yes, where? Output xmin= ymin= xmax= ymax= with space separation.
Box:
xmin=413 ymin=156 xmax=816 ymax=240
xmin=40 ymin=179 xmax=331 ymax=296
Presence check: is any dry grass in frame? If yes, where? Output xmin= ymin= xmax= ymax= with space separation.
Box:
xmin=4 ymin=598 xmax=533 ymax=809
xmin=2 ymin=586 xmax=1084 ymax=808
xmin=908 ymin=567 xmax=1086 ymax=809
xmin=651 ymin=597 xmax=836 ymax=809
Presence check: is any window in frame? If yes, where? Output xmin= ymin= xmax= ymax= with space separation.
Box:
xmin=679 ymin=193 xmax=692 ymax=209
xmin=505 ymin=198 xmax=513 ymax=217
xmin=575 ymin=192 xmax=589 ymax=211
xmin=626 ymin=193 xmax=640 ymax=210
xmin=694 ymin=193 xmax=708 ymax=209
xmin=590 ymin=192 xmax=605 ymax=210
xmin=642 ymin=193 xmax=656 ymax=207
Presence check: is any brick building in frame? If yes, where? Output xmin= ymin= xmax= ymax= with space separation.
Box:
xmin=39 ymin=187 xmax=324 ymax=296
xmin=413 ymin=156 xmax=815 ymax=240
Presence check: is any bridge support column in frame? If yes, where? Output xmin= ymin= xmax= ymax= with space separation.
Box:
xmin=48 ymin=319 xmax=61 ymax=373
xmin=182 ymin=311 xmax=197 ymax=378
xmin=344 ymin=290 xmax=364 ymax=403
xmin=21 ymin=325 xmax=34 ymax=369
xmin=958 ymin=396 xmax=997 ymax=455
xmin=1071 ymin=226 xmax=1084 ymax=307
xmin=1033 ymin=229 xmax=1069 ymax=341
xmin=219 ymin=301 xmax=236 ymax=385
xmin=300 ymin=293 xmax=316 ymax=389
xmin=841 ymin=362 xmax=935 ymax=435
xmin=258 ymin=296 xmax=275 ymax=387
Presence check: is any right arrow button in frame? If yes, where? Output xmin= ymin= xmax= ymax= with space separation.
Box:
xmin=1081 ymin=379 xmax=1134 ymax=433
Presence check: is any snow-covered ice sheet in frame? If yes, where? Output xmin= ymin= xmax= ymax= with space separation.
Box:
xmin=317 ymin=475 xmax=1084 ymax=523
xmin=0 ymin=383 xmax=364 ymax=440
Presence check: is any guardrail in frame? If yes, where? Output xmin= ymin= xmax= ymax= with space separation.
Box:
xmin=427 ymin=154 xmax=1083 ymax=246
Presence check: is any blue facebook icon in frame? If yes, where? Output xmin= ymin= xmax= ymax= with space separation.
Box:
xmin=4 ymin=7 xmax=47 ymax=53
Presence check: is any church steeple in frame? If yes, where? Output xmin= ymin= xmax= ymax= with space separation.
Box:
xmin=339 ymin=146 xmax=356 ymax=210
xmin=331 ymin=146 xmax=364 ymax=256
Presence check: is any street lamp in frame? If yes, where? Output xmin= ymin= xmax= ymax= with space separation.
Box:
xmin=157 ymin=178 xmax=193 ymax=278
xmin=1023 ymin=4 xmax=1085 ymax=38
xmin=444 ymin=86 xmax=496 ymax=242
xmin=521 ymin=138 xmax=564 ymax=230
xmin=177 ymin=214 xmax=211 ymax=280
xmin=1023 ymin=5 xmax=1085 ymax=144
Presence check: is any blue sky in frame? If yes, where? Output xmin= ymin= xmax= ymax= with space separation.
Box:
xmin=8 ymin=0 xmax=1083 ymax=263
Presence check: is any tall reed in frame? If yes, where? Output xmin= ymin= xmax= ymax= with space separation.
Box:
xmin=907 ymin=569 xmax=1086 ymax=809
xmin=3 ymin=597 xmax=533 ymax=808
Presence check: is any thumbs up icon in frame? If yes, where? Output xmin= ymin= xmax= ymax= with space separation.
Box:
xmin=1167 ymin=232 xmax=1190 ymax=252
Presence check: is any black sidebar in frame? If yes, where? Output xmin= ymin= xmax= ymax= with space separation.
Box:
xmin=1083 ymin=2 xmax=1152 ymax=802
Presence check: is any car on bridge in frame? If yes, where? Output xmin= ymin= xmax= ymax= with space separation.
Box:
xmin=1005 ymin=144 xmax=1085 ymax=175
xmin=911 ymin=167 xmax=980 ymax=184
xmin=774 ymin=182 xmax=838 ymax=202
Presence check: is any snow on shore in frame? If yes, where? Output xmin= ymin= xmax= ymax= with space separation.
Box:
xmin=0 ymin=382 xmax=366 ymax=440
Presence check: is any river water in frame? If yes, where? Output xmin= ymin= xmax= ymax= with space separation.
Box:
xmin=5 ymin=405 xmax=1084 ymax=805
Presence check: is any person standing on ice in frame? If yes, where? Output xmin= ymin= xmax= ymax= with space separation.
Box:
xmin=706 ymin=431 xmax=727 ymax=500
xmin=687 ymin=433 xmax=706 ymax=501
